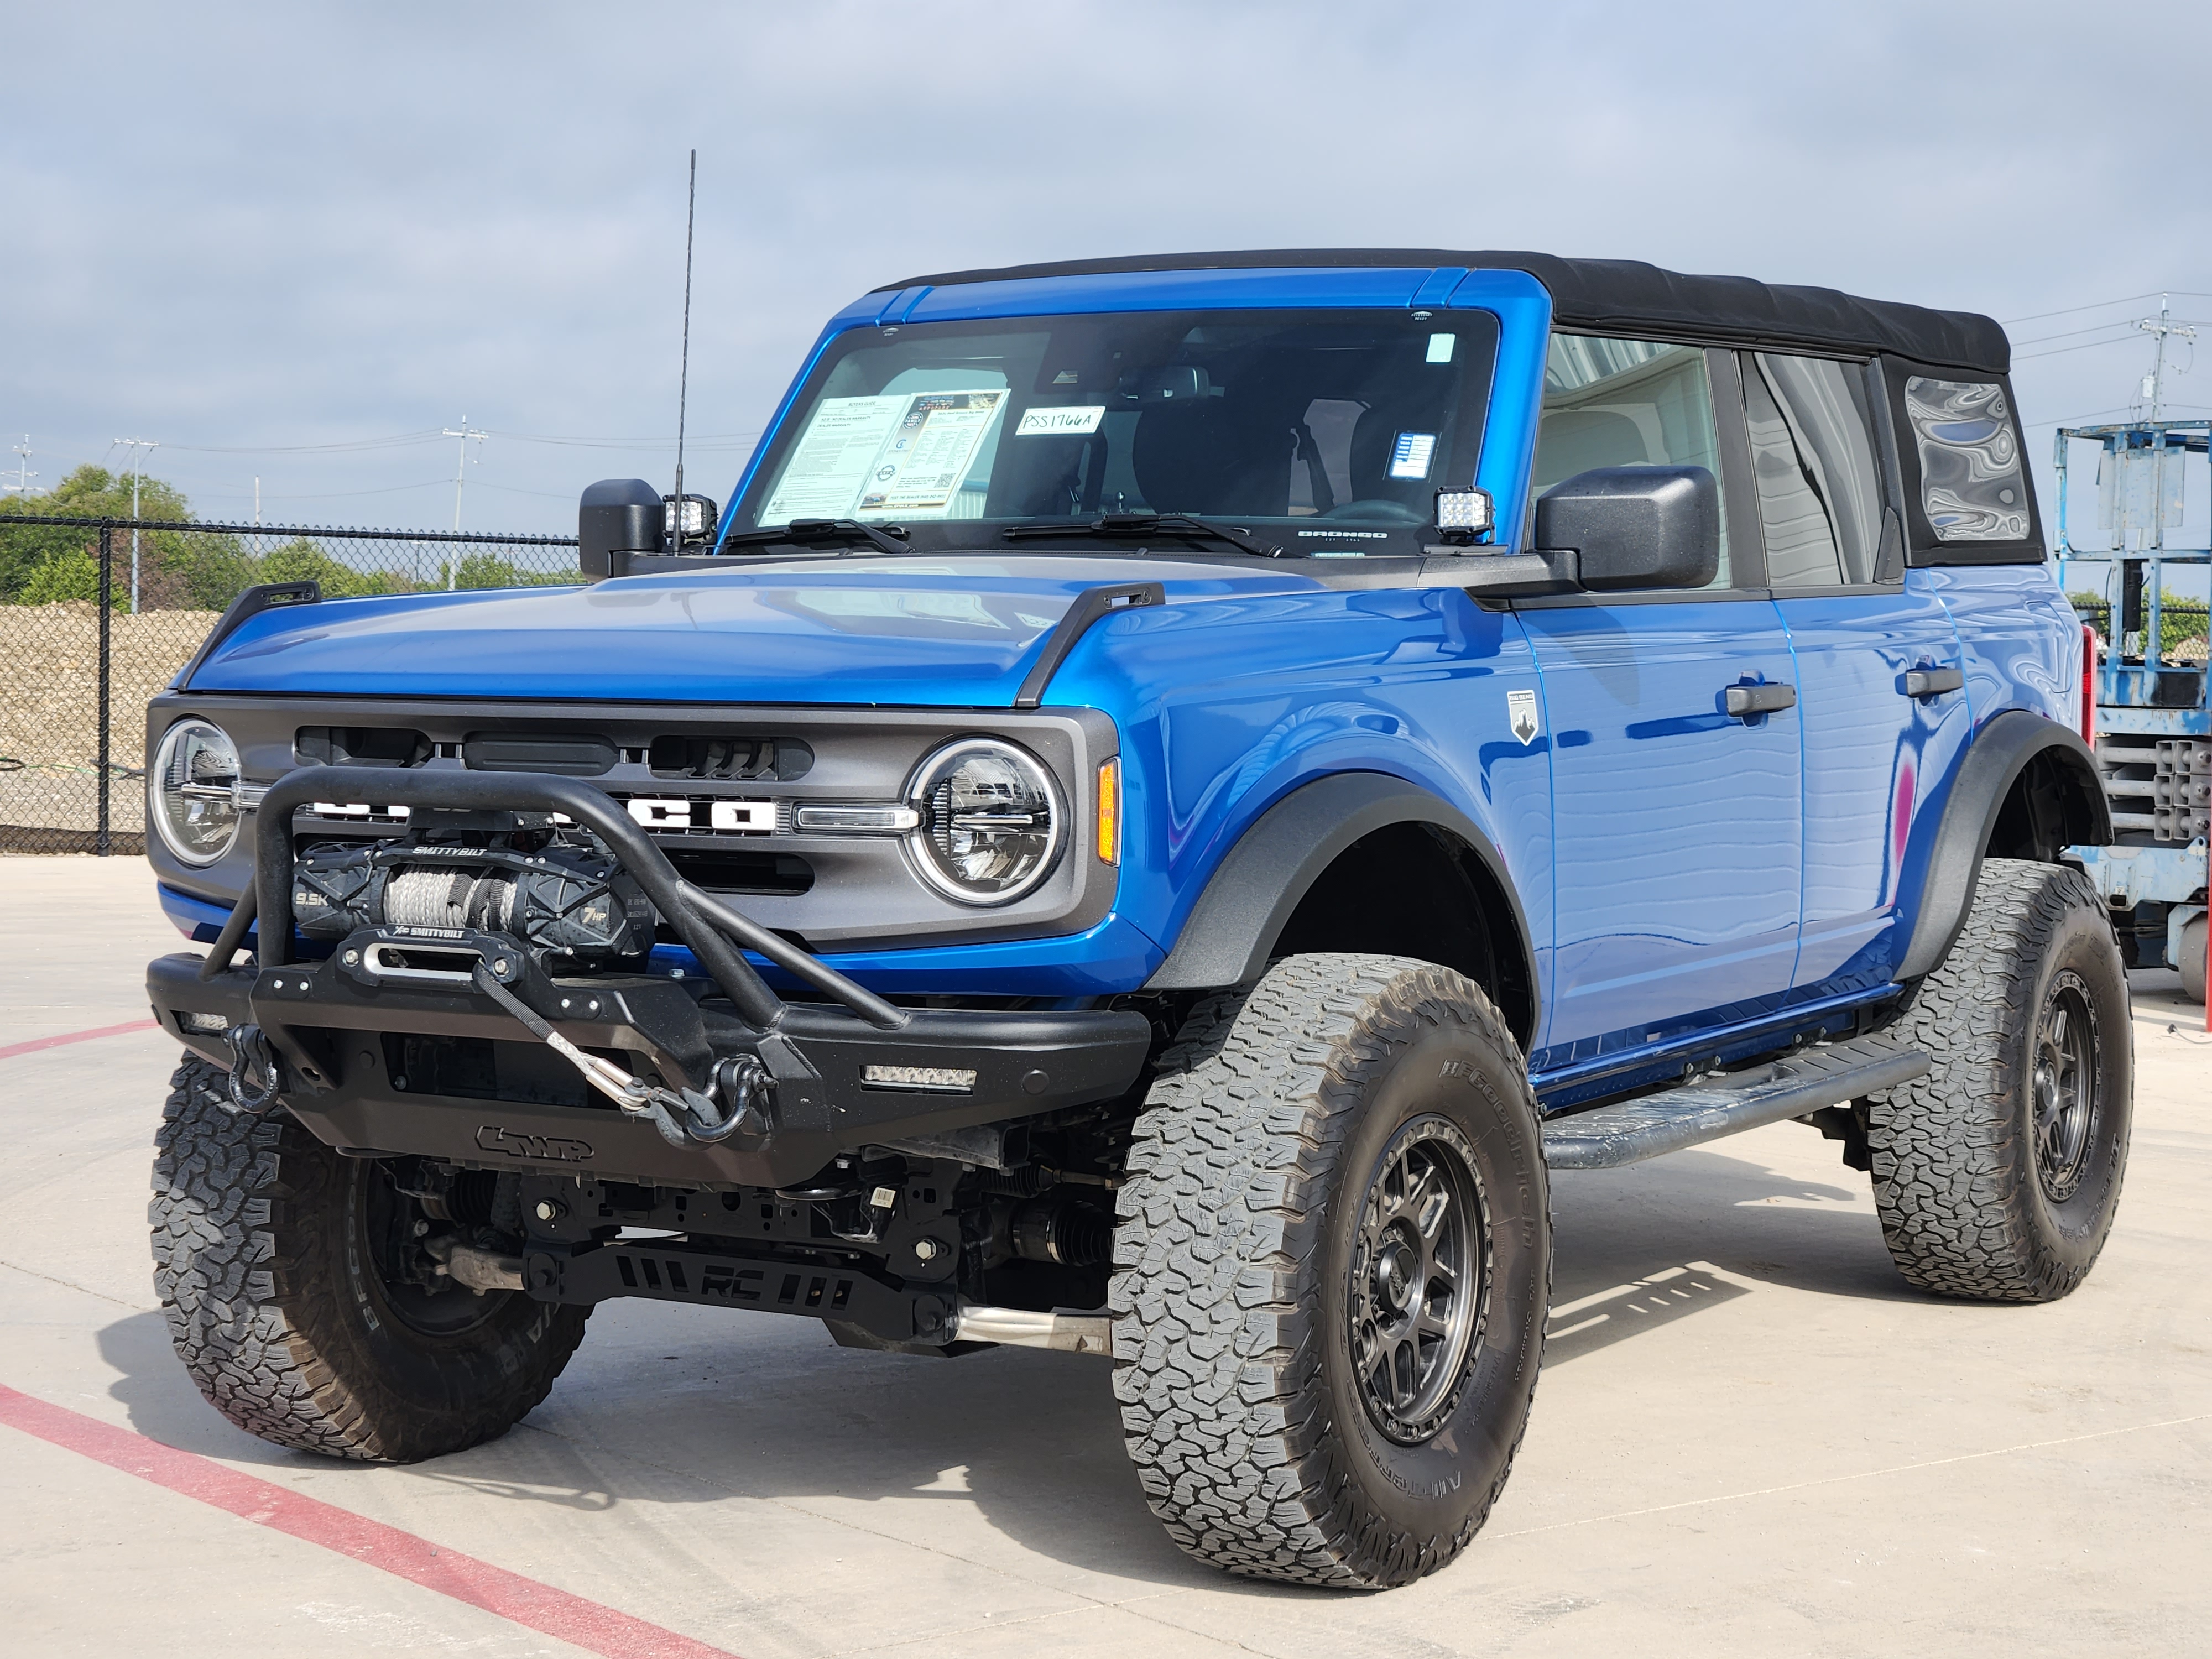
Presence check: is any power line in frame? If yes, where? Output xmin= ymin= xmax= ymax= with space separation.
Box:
xmin=2016 ymin=333 xmax=2171 ymax=362
xmin=163 ymin=430 xmax=447 ymax=455
xmin=2002 ymin=291 xmax=2212 ymax=325
xmin=2003 ymin=293 xmax=2163 ymax=325
xmin=2012 ymin=319 xmax=2151 ymax=348
xmin=151 ymin=426 xmax=758 ymax=455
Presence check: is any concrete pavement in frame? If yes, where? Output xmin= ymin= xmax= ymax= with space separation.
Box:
xmin=2 ymin=855 xmax=2206 ymax=1656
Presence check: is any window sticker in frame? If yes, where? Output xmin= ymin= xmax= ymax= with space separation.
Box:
xmin=857 ymin=390 xmax=1007 ymax=518
xmin=760 ymin=394 xmax=909 ymax=523
xmin=764 ymin=388 xmax=1007 ymax=523
xmin=1014 ymin=406 xmax=1105 ymax=437
xmin=1426 ymin=333 xmax=1457 ymax=364
xmin=1389 ymin=431 xmax=1438 ymax=480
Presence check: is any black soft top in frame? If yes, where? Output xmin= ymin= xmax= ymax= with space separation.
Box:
xmin=877 ymin=248 xmax=2008 ymax=376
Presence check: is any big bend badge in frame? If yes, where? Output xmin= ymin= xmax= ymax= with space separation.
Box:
xmin=1506 ymin=687 xmax=1541 ymax=745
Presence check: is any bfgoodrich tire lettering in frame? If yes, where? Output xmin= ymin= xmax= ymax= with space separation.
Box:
xmin=1870 ymin=859 xmax=2133 ymax=1301
xmin=150 ymin=1056 xmax=589 ymax=1460
xmin=1110 ymin=953 xmax=1549 ymax=1587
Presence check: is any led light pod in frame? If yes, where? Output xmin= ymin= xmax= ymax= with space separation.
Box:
xmin=1433 ymin=486 xmax=1494 ymax=540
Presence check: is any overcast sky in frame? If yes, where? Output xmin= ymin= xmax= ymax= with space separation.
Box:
xmin=7 ymin=1 xmax=2210 ymax=572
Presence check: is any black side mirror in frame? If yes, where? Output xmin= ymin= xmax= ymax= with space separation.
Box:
xmin=579 ymin=478 xmax=664 ymax=582
xmin=1535 ymin=465 xmax=1719 ymax=592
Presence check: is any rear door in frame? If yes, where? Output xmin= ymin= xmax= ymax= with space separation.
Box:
xmin=1522 ymin=338 xmax=1802 ymax=1062
xmin=1744 ymin=352 xmax=1970 ymax=992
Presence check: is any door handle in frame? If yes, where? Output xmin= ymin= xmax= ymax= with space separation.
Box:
xmin=1902 ymin=665 xmax=1964 ymax=700
xmin=1724 ymin=682 xmax=1796 ymax=719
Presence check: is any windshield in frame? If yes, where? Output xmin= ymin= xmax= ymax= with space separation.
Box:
xmin=729 ymin=307 xmax=1498 ymax=557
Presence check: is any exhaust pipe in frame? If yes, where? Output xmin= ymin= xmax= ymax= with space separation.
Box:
xmin=953 ymin=1303 xmax=1113 ymax=1356
xmin=426 ymin=1237 xmax=525 ymax=1293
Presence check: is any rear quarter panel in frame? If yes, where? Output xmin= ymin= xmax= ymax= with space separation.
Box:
xmin=1921 ymin=561 xmax=2078 ymax=728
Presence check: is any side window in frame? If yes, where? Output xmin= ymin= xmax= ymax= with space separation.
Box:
xmin=1533 ymin=334 xmax=1731 ymax=586
xmin=1742 ymin=354 xmax=1885 ymax=586
xmin=1902 ymin=377 xmax=2029 ymax=541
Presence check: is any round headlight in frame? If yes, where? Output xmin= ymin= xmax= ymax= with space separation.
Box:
xmin=905 ymin=739 xmax=1064 ymax=905
xmin=150 ymin=719 xmax=244 ymax=866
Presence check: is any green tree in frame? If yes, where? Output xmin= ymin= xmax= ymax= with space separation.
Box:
xmin=259 ymin=539 xmax=406 ymax=598
xmin=2072 ymin=588 xmax=2210 ymax=659
xmin=442 ymin=550 xmax=581 ymax=590
xmin=0 ymin=463 xmax=226 ymax=606
xmin=14 ymin=541 xmax=102 ymax=604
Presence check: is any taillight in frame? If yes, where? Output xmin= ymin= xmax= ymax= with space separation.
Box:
xmin=2080 ymin=623 xmax=2096 ymax=746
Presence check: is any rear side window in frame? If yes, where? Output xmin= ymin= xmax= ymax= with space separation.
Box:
xmin=1902 ymin=377 xmax=2028 ymax=542
xmin=1742 ymin=354 xmax=1885 ymax=586
xmin=1533 ymin=334 xmax=1731 ymax=586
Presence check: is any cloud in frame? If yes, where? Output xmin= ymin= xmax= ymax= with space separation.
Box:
xmin=4 ymin=0 xmax=2206 ymax=536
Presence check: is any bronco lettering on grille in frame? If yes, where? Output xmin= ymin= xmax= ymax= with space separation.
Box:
xmin=474 ymin=1125 xmax=595 ymax=1162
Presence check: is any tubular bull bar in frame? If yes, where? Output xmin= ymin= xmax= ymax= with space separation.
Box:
xmin=146 ymin=764 xmax=1152 ymax=1188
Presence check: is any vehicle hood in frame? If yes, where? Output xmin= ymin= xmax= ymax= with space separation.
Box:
xmin=185 ymin=557 xmax=1322 ymax=706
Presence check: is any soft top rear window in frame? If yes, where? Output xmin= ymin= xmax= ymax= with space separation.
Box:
xmin=731 ymin=308 xmax=1498 ymax=557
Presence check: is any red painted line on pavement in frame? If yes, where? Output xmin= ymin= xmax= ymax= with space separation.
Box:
xmin=0 ymin=1384 xmax=742 ymax=1659
xmin=0 ymin=1019 xmax=160 ymax=1062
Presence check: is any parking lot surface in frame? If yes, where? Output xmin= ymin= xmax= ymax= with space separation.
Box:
xmin=2 ymin=855 xmax=2206 ymax=1657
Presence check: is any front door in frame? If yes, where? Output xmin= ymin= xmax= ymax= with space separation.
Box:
xmin=1525 ymin=600 xmax=1802 ymax=1058
xmin=1520 ymin=335 xmax=1802 ymax=1063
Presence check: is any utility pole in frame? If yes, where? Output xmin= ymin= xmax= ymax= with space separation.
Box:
xmin=115 ymin=437 xmax=158 ymax=613
xmin=441 ymin=416 xmax=487 ymax=588
xmin=4 ymin=436 xmax=36 ymax=497
xmin=2135 ymin=295 xmax=2197 ymax=423
xmin=254 ymin=476 xmax=261 ymax=528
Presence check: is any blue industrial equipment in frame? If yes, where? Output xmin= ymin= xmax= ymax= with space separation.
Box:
xmin=2055 ymin=417 xmax=2209 ymax=994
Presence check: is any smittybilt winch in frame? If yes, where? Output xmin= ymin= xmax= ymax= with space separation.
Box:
xmin=291 ymin=827 xmax=652 ymax=971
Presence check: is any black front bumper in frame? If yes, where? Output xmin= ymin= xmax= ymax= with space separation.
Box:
xmin=145 ymin=763 xmax=1152 ymax=1188
xmin=149 ymin=953 xmax=1149 ymax=1187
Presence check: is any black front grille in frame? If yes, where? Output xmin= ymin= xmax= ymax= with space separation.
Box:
xmin=295 ymin=726 xmax=432 ymax=767
xmin=462 ymin=732 xmax=619 ymax=775
xmin=664 ymin=847 xmax=815 ymax=895
xmin=649 ymin=734 xmax=813 ymax=780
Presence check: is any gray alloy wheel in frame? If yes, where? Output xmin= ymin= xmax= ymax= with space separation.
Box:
xmin=1870 ymin=859 xmax=2133 ymax=1301
xmin=1110 ymin=953 xmax=1550 ymax=1587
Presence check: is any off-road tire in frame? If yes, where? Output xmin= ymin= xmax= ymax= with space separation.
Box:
xmin=1110 ymin=954 xmax=1550 ymax=1588
xmin=1870 ymin=859 xmax=2132 ymax=1301
xmin=150 ymin=1055 xmax=589 ymax=1460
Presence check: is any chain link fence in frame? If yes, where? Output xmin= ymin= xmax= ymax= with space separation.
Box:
xmin=0 ymin=515 xmax=580 ymax=854
xmin=2068 ymin=593 xmax=2211 ymax=663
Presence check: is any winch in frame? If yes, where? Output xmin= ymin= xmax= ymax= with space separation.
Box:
xmin=291 ymin=829 xmax=651 ymax=971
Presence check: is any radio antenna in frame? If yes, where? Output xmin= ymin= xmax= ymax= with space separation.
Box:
xmin=672 ymin=148 xmax=697 ymax=544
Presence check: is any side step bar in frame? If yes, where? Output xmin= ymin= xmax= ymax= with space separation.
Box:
xmin=1540 ymin=1031 xmax=1931 ymax=1170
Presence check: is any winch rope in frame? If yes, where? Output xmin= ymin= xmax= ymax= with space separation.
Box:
xmin=467 ymin=961 xmax=728 ymax=1148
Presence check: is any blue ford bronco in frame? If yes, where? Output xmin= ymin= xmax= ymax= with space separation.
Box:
xmin=144 ymin=250 xmax=2126 ymax=1588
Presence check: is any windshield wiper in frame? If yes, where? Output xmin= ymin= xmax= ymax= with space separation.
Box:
xmin=716 ymin=518 xmax=912 ymax=556
xmin=1002 ymin=513 xmax=1281 ymax=559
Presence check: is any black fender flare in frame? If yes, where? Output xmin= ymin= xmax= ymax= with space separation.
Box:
xmin=1896 ymin=709 xmax=2111 ymax=982
xmin=1142 ymin=771 xmax=1540 ymax=1039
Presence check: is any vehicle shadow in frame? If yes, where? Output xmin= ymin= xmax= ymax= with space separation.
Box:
xmin=88 ymin=1127 xmax=1932 ymax=1594
xmin=1544 ymin=1131 xmax=1924 ymax=1366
